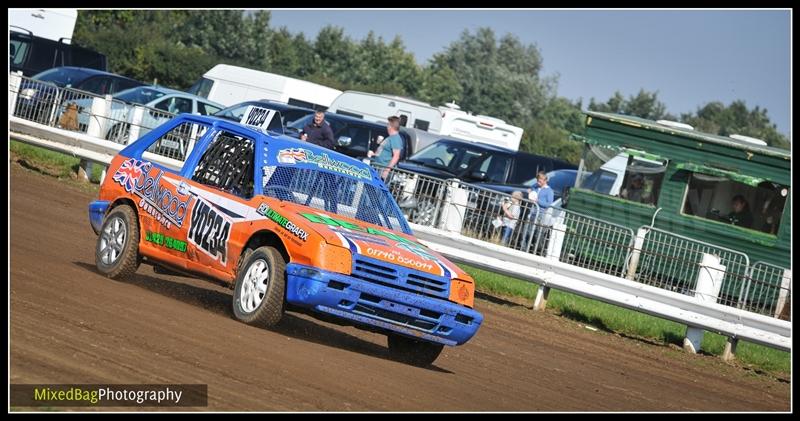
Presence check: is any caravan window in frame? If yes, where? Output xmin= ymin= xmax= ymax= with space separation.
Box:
xmin=682 ymin=174 xmax=787 ymax=235
xmin=413 ymin=119 xmax=430 ymax=131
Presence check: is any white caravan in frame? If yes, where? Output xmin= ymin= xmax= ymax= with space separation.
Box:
xmin=327 ymin=91 xmax=523 ymax=151
xmin=188 ymin=64 xmax=343 ymax=109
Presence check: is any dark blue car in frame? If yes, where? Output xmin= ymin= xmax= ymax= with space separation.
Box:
xmin=14 ymin=66 xmax=144 ymax=124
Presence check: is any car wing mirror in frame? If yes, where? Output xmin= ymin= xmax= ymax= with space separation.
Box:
xmin=469 ymin=170 xmax=487 ymax=181
xmin=337 ymin=136 xmax=352 ymax=147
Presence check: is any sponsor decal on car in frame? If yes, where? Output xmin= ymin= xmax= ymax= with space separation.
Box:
xmin=112 ymin=158 xmax=192 ymax=229
xmin=256 ymin=203 xmax=308 ymax=242
xmin=188 ymin=197 xmax=232 ymax=264
xmin=145 ymin=231 xmax=187 ymax=252
xmin=277 ymin=148 xmax=371 ymax=180
xmin=299 ymin=213 xmax=422 ymax=247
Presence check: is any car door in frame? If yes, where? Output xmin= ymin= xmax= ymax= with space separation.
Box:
xmin=183 ymin=128 xmax=259 ymax=275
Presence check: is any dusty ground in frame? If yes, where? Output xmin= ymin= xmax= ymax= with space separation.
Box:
xmin=9 ymin=162 xmax=791 ymax=411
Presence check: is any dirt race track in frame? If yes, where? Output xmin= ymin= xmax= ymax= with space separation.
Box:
xmin=9 ymin=162 xmax=791 ymax=411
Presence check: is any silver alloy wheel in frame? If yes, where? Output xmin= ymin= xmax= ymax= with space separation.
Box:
xmin=99 ymin=215 xmax=127 ymax=265
xmin=240 ymin=259 xmax=270 ymax=313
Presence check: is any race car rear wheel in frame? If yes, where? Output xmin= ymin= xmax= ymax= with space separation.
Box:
xmin=387 ymin=334 xmax=444 ymax=367
xmin=95 ymin=204 xmax=140 ymax=279
xmin=232 ymin=246 xmax=286 ymax=329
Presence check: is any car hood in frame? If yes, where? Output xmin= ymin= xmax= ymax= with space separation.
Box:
xmin=274 ymin=200 xmax=468 ymax=280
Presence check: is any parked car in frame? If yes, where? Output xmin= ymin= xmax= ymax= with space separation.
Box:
xmin=14 ymin=66 xmax=144 ymax=124
xmin=392 ymin=139 xmax=576 ymax=224
xmin=285 ymin=112 xmax=414 ymax=161
xmin=214 ymin=99 xmax=316 ymax=134
xmin=88 ymin=112 xmax=483 ymax=366
xmin=480 ymin=169 xmax=578 ymax=202
xmin=66 ymin=85 xmax=225 ymax=144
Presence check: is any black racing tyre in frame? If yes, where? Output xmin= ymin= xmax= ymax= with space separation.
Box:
xmin=232 ymin=246 xmax=286 ymax=328
xmin=387 ymin=334 xmax=445 ymax=367
xmin=95 ymin=204 xmax=140 ymax=279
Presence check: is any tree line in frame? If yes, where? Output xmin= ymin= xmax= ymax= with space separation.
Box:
xmin=74 ymin=10 xmax=790 ymax=162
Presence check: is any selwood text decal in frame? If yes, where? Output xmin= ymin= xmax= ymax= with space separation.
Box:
xmin=256 ymin=203 xmax=308 ymax=242
xmin=277 ymin=148 xmax=371 ymax=180
xmin=188 ymin=197 xmax=232 ymax=264
xmin=112 ymin=158 xmax=192 ymax=229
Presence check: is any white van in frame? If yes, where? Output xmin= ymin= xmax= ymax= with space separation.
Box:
xmin=327 ymin=91 xmax=523 ymax=151
xmin=9 ymin=9 xmax=77 ymax=43
xmin=188 ymin=64 xmax=343 ymax=109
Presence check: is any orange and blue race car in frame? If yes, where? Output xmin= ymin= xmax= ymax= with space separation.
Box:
xmin=88 ymin=110 xmax=483 ymax=366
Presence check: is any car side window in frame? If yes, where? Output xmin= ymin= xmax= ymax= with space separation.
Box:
xmin=153 ymin=98 xmax=171 ymax=112
xmin=154 ymin=97 xmax=192 ymax=114
xmin=78 ymin=76 xmax=109 ymax=95
xmin=336 ymin=124 xmax=370 ymax=154
xmin=198 ymin=102 xmax=222 ymax=116
xmin=191 ymin=131 xmax=255 ymax=198
xmin=477 ymin=154 xmax=511 ymax=183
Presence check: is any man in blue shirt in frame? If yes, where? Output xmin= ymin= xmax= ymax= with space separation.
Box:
xmin=524 ymin=171 xmax=554 ymax=252
xmin=373 ymin=116 xmax=404 ymax=180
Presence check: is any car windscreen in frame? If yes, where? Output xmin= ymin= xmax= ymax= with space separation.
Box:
xmin=115 ymin=87 xmax=167 ymax=105
xmin=32 ymin=67 xmax=91 ymax=87
xmin=408 ymin=141 xmax=488 ymax=174
xmin=214 ymin=101 xmax=261 ymax=121
xmin=262 ymin=166 xmax=411 ymax=234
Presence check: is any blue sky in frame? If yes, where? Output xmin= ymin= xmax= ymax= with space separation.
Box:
xmin=269 ymin=9 xmax=791 ymax=138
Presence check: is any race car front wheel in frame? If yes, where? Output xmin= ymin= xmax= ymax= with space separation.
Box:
xmin=233 ymin=246 xmax=286 ymax=329
xmin=95 ymin=204 xmax=140 ymax=279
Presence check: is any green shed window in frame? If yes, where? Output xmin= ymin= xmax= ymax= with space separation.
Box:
xmin=682 ymin=173 xmax=788 ymax=235
xmin=577 ymin=144 xmax=667 ymax=205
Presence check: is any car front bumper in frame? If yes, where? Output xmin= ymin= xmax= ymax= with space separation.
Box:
xmin=285 ymin=263 xmax=483 ymax=346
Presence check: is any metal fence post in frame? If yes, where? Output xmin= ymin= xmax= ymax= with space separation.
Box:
xmin=533 ymin=283 xmax=550 ymax=312
xmin=683 ymin=253 xmax=726 ymax=354
xmin=626 ymin=227 xmax=648 ymax=281
xmin=436 ymin=179 xmax=457 ymax=231
xmin=545 ymin=213 xmax=566 ymax=261
xmin=87 ymin=95 xmax=111 ymax=138
xmin=722 ymin=336 xmax=739 ymax=362
xmin=127 ymin=105 xmax=145 ymax=144
xmin=439 ymin=179 xmax=467 ymax=233
xmin=8 ymin=71 xmax=22 ymax=115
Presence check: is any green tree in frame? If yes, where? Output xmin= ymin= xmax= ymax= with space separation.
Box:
xmin=589 ymin=89 xmax=674 ymax=121
xmin=431 ymin=28 xmax=552 ymax=127
xmin=178 ymin=10 xmax=272 ymax=70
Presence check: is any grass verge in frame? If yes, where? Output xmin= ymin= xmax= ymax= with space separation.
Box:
xmin=462 ymin=264 xmax=790 ymax=375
